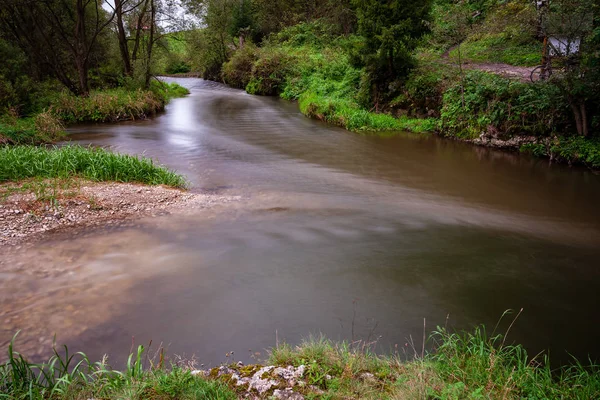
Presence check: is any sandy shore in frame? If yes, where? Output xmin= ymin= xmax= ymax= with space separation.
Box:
xmin=0 ymin=179 xmax=239 ymax=247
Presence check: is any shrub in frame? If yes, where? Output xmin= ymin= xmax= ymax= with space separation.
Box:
xmin=222 ymin=44 xmax=259 ymax=89
xmin=0 ymin=113 xmax=65 ymax=145
xmin=49 ymin=82 xmax=188 ymax=123
xmin=246 ymin=48 xmax=293 ymax=96
xmin=440 ymin=71 xmax=567 ymax=139
xmin=521 ymin=136 xmax=600 ymax=168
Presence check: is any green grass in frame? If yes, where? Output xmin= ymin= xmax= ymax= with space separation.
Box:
xmin=267 ymin=328 xmax=599 ymax=399
xmin=449 ymin=34 xmax=541 ymax=67
xmin=2 ymin=318 xmax=599 ymax=400
xmin=0 ymin=145 xmax=186 ymax=188
xmin=0 ymin=335 xmax=236 ymax=399
xmin=1 ymin=82 xmax=189 ymax=145
xmin=298 ymin=90 xmax=437 ymax=133
xmin=0 ymin=112 xmax=65 ymax=145
xmin=51 ymin=82 xmax=189 ymax=123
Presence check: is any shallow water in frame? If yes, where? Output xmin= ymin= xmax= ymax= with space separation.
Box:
xmin=2 ymin=78 xmax=600 ymax=367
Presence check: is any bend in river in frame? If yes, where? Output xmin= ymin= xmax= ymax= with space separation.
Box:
xmin=2 ymin=78 xmax=599 ymax=367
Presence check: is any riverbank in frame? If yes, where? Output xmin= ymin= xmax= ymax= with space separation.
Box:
xmin=0 ymin=145 xmax=222 ymax=247
xmin=215 ymin=21 xmax=599 ymax=169
xmin=0 ymin=81 xmax=189 ymax=145
xmin=2 ymin=324 xmax=598 ymax=399
xmin=0 ymin=179 xmax=234 ymax=247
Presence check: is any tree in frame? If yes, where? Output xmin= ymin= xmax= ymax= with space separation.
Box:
xmin=539 ymin=0 xmax=597 ymax=136
xmin=352 ymin=0 xmax=433 ymax=108
xmin=0 ymin=0 xmax=115 ymax=96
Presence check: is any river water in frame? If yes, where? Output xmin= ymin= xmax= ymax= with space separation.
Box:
xmin=2 ymin=78 xmax=600 ymax=367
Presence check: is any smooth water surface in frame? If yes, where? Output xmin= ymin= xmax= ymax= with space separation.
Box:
xmin=2 ymin=78 xmax=599 ymax=366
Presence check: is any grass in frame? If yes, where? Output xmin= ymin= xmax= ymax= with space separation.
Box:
xmin=0 ymin=145 xmax=186 ymax=188
xmin=0 ymin=177 xmax=83 ymax=209
xmin=0 ymin=112 xmax=65 ymax=145
xmin=2 ymin=318 xmax=598 ymax=400
xmin=267 ymin=328 xmax=599 ymax=399
xmin=0 ymin=81 xmax=189 ymax=145
xmin=50 ymin=82 xmax=189 ymax=123
xmin=449 ymin=34 xmax=541 ymax=67
xmin=0 ymin=334 xmax=236 ymax=399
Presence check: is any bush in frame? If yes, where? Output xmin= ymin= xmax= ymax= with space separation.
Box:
xmin=246 ymin=48 xmax=293 ymax=96
xmin=521 ymin=136 xmax=600 ymax=168
xmin=222 ymin=44 xmax=259 ymax=89
xmin=440 ymin=71 xmax=567 ymax=139
xmin=0 ymin=112 xmax=65 ymax=145
xmin=49 ymin=82 xmax=188 ymax=123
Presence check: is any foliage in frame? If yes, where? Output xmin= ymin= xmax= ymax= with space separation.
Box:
xmin=440 ymin=71 xmax=566 ymax=138
xmin=447 ymin=0 xmax=540 ymax=66
xmin=245 ymin=47 xmax=294 ymax=96
xmin=0 ymin=112 xmax=65 ymax=145
xmin=222 ymin=44 xmax=259 ymax=89
xmin=521 ymin=136 xmax=600 ymax=168
xmin=0 ymin=335 xmax=235 ymax=399
xmin=0 ymin=145 xmax=187 ymax=188
xmin=226 ymin=22 xmax=436 ymax=133
xmin=429 ymin=0 xmax=500 ymax=49
xmin=49 ymin=82 xmax=188 ymax=123
xmin=393 ymin=62 xmax=456 ymax=117
xmin=352 ymin=0 xmax=434 ymax=104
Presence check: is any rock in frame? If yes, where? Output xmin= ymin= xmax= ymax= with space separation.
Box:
xmin=360 ymin=372 xmax=376 ymax=382
xmin=273 ymin=388 xmax=305 ymax=400
xmin=248 ymin=366 xmax=278 ymax=394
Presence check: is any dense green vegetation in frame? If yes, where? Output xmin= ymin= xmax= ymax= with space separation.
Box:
xmin=1 ymin=339 xmax=236 ymax=399
xmin=0 ymin=146 xmax=186 ymax=188
xmin=0 ymin=0 xmax=190 ymax=145
xmin=175 ymin=0 xmax=600 ymax=167
xmin=2 ymin=323 xmax=599 ymax=399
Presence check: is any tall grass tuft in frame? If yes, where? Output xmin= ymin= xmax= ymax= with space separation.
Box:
xmin=48 ymin=82 xmax=189 ymax=123
xmin=0 ymin=113 xmax=65 ymax=145
xmin=0 ymin=145 xmax=186 ymax=188
xmin=0 ymin=334 xmax=236 ymax=399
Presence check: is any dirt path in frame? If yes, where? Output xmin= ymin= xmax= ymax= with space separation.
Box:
xmin=441 ymin=45 xmax=534 ymax=82
xmin=462 ymin=61 xmax=533 ymax=82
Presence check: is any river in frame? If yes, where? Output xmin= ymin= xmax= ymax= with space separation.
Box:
xmin=2 ymin=78 xmax=599 ymax=367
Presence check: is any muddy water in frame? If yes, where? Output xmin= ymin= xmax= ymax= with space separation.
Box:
xmin=2 ymin=78 xmax=600 ymax=367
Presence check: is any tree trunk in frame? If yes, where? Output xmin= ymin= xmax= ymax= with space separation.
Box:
xmin=580 ymin=102 xmax=588 ymax=137
xmin=132 ymin=0 xmax=150 ymax=64
xmin=74 ymin=0 xmax=90 ymax=96
xmin=115 ymin=0 xmax=132 ymax=76
xmin=144 ymin=0 xmax=155 ymax=89
xmin=570 ymin=102 xmax=584 ymax=136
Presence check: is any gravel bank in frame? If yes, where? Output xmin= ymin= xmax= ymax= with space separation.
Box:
xmin=0 ymin=179 xmax=239 ymax=247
